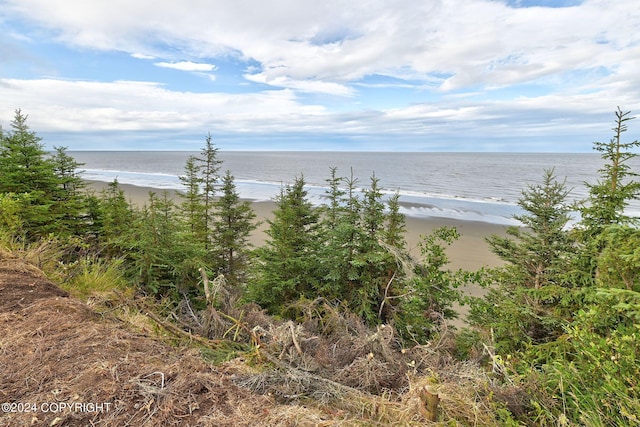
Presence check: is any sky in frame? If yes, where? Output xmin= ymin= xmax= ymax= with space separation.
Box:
xmin=0 ymin=0 xmax=639 ymax=152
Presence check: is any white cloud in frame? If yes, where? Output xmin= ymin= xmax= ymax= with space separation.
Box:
xmin=244 ymin=72 xmax=355 ymax=96
xmin=131 ymin=53 xmax=155 ymax=60
xmin=3 ymin=0 xmax=638 ymax=93
xmin=154 ymin=61 xmax=217 ymax=72
xmin=1 ymin=0 xmax=639 ymax=150
xmin=0 ymin=78 xmax=327 ymax=134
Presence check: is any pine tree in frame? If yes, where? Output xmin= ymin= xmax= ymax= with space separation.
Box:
xmin=470 ymin=169 xmax=576 ymax=352
xmin=50 ymin=146 xmax=88 ymax=236
xmin=572 ymin=108 xmax=640 ymax=288
xmin=316 ymin=169 xmax=363 ymax=302
xmin=322 ymin=166 xmax=346 ymax=230
xmin=0 ymin=109 xmax=56 ymax=195
xmin=0 ymin=109 xmax=59 ymax=238
xmin=383 ymin=192 xmax=406 ymax=250
xmin=353 ymin=173 xmax=395 ymax=323
xmin=179 ymin=134 xmax=223 ymax=250
xmin=395 ymin=226 xmax=464 ymax=344
xmin=199 ymin=134 xmax=223 ymax=248
xmin=249 ymin=177 xmax=319 ymax=313
xmin=99 ymin=180 xmax=135 ymax=257
xmin=211 ymin=170 xmax=257 ymax=287
xmin=581 ymin=107 xmax=640 ymax=237
xmin=179 ymin=155 xmax=206 ymax=243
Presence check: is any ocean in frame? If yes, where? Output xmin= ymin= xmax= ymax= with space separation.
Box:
xmin=70 ymin=151 xmax=640 ymax=226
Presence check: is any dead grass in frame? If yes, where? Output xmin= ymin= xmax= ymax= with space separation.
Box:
xmin=1 ymin=257 xmax=523 ymax=426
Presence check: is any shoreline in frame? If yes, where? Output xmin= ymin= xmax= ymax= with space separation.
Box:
xmin=85 ymin=179 xmax=508 ymax=322
xmin=84 ymin=180 xmax=506 ymax=272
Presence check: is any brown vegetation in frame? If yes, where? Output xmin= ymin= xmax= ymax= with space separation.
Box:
xmin=1 ymin=254 xmax=524 ymax=426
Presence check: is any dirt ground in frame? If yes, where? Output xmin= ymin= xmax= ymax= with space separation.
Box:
xmin=0 ymin=259 xmax=338 ymax=427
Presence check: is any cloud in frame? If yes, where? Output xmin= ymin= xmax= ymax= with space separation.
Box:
xmin=131 ymin=53 xmax=155 ymax=60
xmin=0 ymin=75 xmax=627 ymax=152
xmin=3 ymin=0 xmax=638 ymax=93
xmin=244 ymin=72 xmax=355 ymax=96
xmin=154 ymin=61 xmax=217 ymax=72
xmin=1 ymin=0 xmax=639 ymax=150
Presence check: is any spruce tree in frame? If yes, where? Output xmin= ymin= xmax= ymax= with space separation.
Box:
xmin=0 ymin=109 xmax=59 ymax=238
xmin=383 ymin=192 xmax=406 ymax=250
xmin=249 ymin=177 xmax=319 ymax=313
xmin=470 ymin=169 xmax=576 ymax=352
xmin=211 ymin=170 xmax=257 ymax=287
xmin=581 ymin=107 xmax=640 ymax=237
xmin=0 ymin=109 xmax=56 ymax=195
xmin=50 ymin=146 xmax=88 ymax=237
xmin=99 ymin=180 xmax=135 ymax=256
xmin=572 ymin=108 xmax=640 ymax=287
xmin=316 ymin=170 xmax=364 ymax=302
xmin=354 ymin=174 xmax=396 ymax=323
xmin=179 ymin=155 xmax=206 ymax=243
xmin=199 ymin=134 xmax=223 ymax=248
xmin=179 ymin=134 xmax=223 ymax=250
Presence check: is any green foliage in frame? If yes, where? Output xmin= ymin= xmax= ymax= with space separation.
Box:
xmin=314 ymin=170 xmax=409 ymax=325
xmin=211 ymin=170 xmax=257 ymax=287
xmin=126 ymin=191 xmax=206 ymax=297
xmin=470 ymin=169 xmax=576 ymax=353
xmin=395 ymin=227 xmax=465 ymax=344
xmin=316 ymin=170 xmax=363 ymax=303
xmin=597 ymin=225 xmax=640 ymax=291
xmin=62 ymin=256 xmax=131 ymax=300
xmin=580 ymin=107 xmax=640 ymax=239
xmin=178 ymin=154 xmax=207 ymax=243
xmin=251 ymin=168 xmax=459 ymax=332
xmin=532 ymin=294 xmax=640 ymax=426
xmin=0 ymin=110 xmax=63 ymax=239
xmin=0 ymin=192 xmax=26 ymax=238
xmin=0 ymin=109 xmax=56 ymax=195
xmin=50 ymin=146 xmax=89 ymax=237
xmin=470 ymin=110 xmax=640 ymax=425
xmin=248 ymin=177 xmax=319 ymax=312
xmin=96 ymin=180 xmax=135 ymax=256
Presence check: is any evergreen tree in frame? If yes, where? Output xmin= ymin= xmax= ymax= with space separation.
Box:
xmin=199 ymin=134 xmax=223 ymax=247
xmin=383 ymin=192 xmax=406 ymax=250
xmin=395 ymin=226 xmax=464 ymax=344
xmin=248 ymin=177 xmax=319 ymax=313
xmin=99 ymin=180 xmax=135 ymax=256
xmin=211 ymin=170 xmax=257 ymax=287
xmin=179 ymin=155 xmax=206 ymax=243
xmin=50 ymin=146 xmax=88 ymax=236
xmin=470 ymin=169 xmax=576 ymax=352
xmin=573 ymin=108 xmax=640 ymax=287
xmin=353 ymin=174 xmax=397 ymax=323
xmin=581 ymin=107 xmax=640 ymax=237
xmin=322 ymin=167 xmax=346 ymax=230
xmin=178 ymin=134 xmax=223 ymax=250
xmin=127 ymin=191 xmax=204 ymax=297
xmin=0 ymin=109 xmax=59 ymax=238
xmin=316 ymin=169 xmax=364 ymax=302
xmin=0 ymin=109 xmax=56 ymax=195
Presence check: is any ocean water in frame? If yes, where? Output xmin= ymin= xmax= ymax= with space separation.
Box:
xmin=69 ymin=151 xmax=640 ymax=225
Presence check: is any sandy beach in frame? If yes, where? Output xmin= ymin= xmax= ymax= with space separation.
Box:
xmin=85 ymin=180 xmax=506 ymax=271
xmin=85 ymin=180 xmax=507 ymax=321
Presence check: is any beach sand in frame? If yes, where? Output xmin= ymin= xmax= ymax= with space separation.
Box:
xmin=86 ymin=180 xmax=507 ymax=322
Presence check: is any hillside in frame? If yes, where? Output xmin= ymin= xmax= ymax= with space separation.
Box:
xmin=0 ymin=258 xmax=340 ymax=426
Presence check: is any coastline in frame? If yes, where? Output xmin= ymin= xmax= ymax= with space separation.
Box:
xmin=85 ymin=179 xmax=506 ymax=318
xmin=84 ymin=180 xmax=506 ymax=271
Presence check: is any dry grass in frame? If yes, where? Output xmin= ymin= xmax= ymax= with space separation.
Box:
xmin=1 ymin=256 xmax=524 ymax=426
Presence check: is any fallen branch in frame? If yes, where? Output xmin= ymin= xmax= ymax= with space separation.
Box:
xmin=140 ymin=303 xmax=224 ymax=348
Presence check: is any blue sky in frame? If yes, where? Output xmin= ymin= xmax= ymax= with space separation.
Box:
xmin=0 ymin=0 xmax=639 ymax=151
